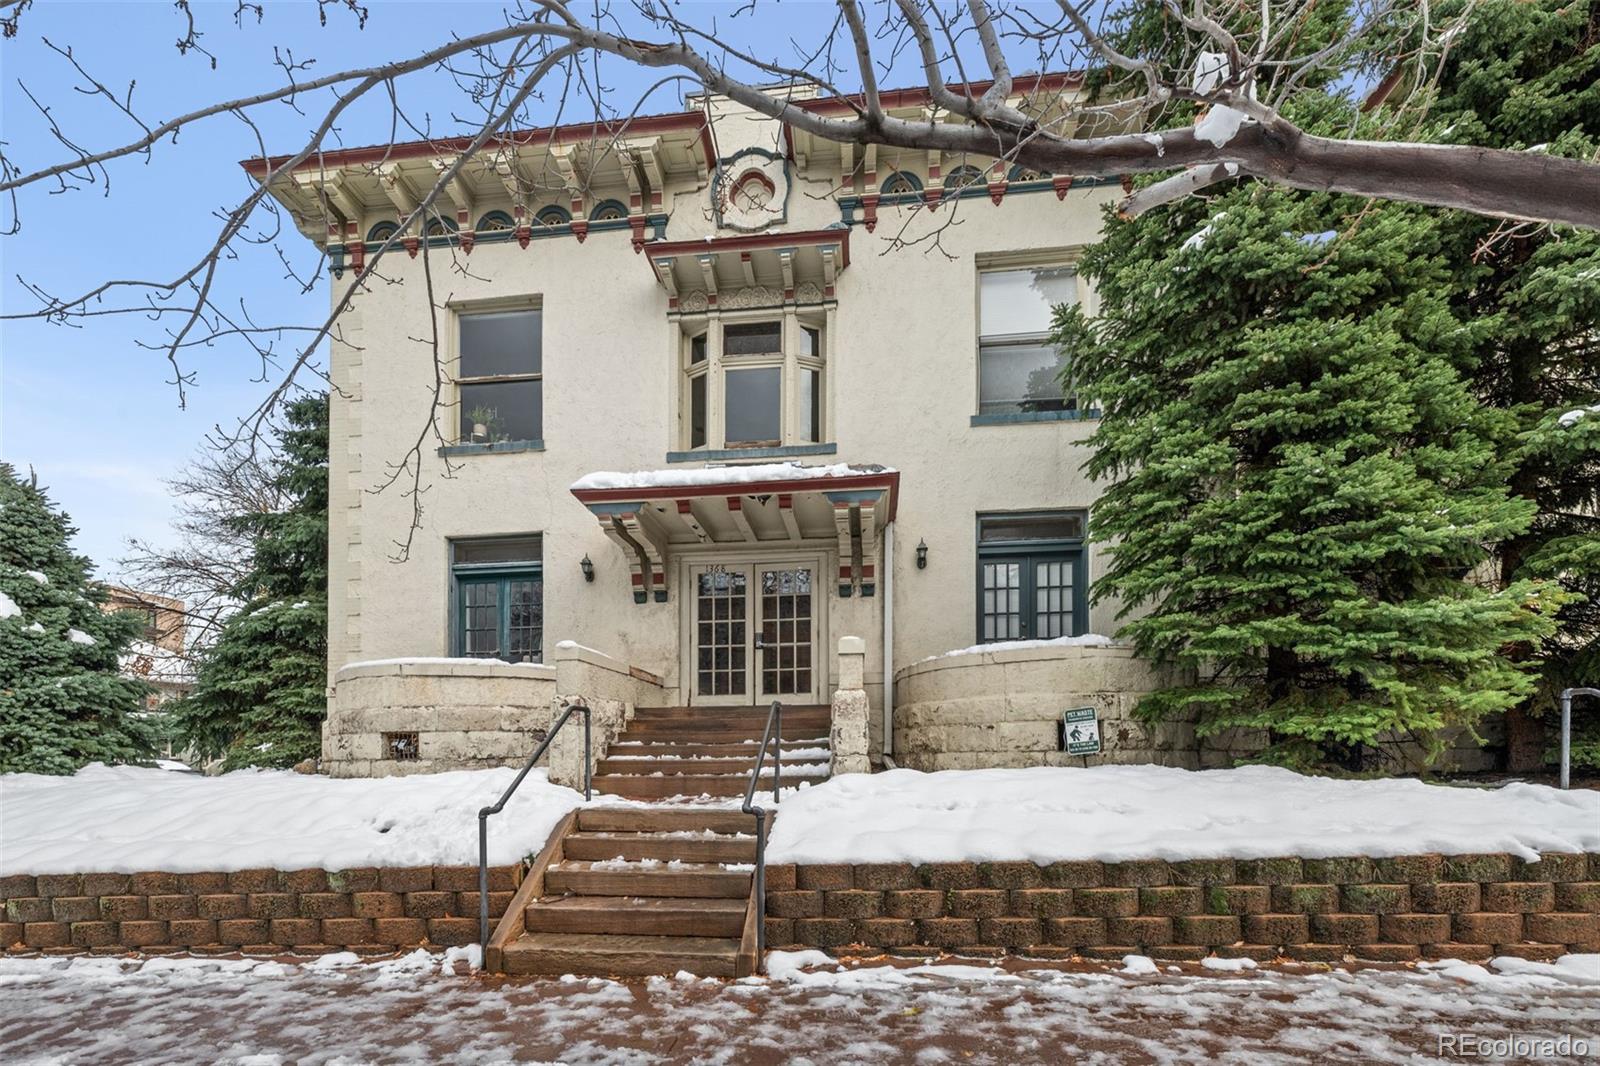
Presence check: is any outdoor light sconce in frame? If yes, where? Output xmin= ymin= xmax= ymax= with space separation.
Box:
xmin=916 ymin=539 xmax=929 ymax=570
xmin=580 ymin=554 xmax=595 ymax=582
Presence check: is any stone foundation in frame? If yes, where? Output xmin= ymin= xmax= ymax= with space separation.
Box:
xmin=891 ymin=644 xmax=1501 ymax=773
xmin=765 ymin=854 xmax=1600 ymax=962
xmin=324 ymin=659 xmax=556 ymax=777
xmin=1 ymin=864 xmax=523 ymax=956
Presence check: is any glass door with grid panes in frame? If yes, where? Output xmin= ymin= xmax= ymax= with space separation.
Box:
xmin=691 ymin=560 xmax=819 ymax=704
xmin=975 ymin=511 xmax=1087 ymax=644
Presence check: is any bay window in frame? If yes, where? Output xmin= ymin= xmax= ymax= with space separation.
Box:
xmin=679 ymin=313 xmax=827 ymax=452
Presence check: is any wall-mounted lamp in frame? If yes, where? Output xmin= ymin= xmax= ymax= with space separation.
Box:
xmin=916 ymin=539 xmax=929 ymax=570
xmin=580 ymin=554 xmax=595 ymax=582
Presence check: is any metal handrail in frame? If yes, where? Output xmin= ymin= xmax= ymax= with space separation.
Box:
xmin=478 ymin=699 xmax=591 ymax=948
xmin=1560 ymin=687 xmax=1599 ymax=790
xmin=741 ymin=699 xmax=783 ymax=970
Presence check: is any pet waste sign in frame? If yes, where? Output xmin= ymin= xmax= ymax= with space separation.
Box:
xmin=1063 ymin=707 xmax=1102 ymax=756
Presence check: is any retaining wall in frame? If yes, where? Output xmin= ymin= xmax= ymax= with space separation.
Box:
xmin=764 ymin=854 xmax=1600 ymax=963
xmin=0 ymin=864 xmax=522 ymax=955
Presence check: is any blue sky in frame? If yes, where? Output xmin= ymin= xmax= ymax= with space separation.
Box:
xmin=0 ymin=0 xmax=1020 ymax=577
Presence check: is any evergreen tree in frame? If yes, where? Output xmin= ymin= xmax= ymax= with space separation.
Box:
xmin=171 ymin=394 xmax=328 ymax=770
xmin=0 ymin=464 xmax=155 ymax=773
xmin=1410 ymin=0 xmax=1600 ymax=767
xmin=1060 ymin=104 xmax=1563 ymax=770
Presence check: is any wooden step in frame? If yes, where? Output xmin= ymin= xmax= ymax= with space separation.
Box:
xmin=523 ymin=895 xmax=747 ymax=938
xmin=596 ymin=756 xmax=830 ymax=776
xmin=619 ymin=720 xmax=831 ymax=740
xmin=500 ymin=932 xmax=740 ymax=977
xmin=545 ymin=861 xmax=751 ymax=899
xmin=594 ymin=772 xmax=827 ymax=799
xmin=607 ymin=740 xmax=831 ymax=759
xmin=563 ymin=831 xmax=757 ymax=863
xmin=631 ymin=705 xmax=830 ymax=719
xmin=577 ymin=807 xmax=756 ymax=834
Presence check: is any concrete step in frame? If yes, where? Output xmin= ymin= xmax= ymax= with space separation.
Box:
xmin=500 ymin=932 xmax=741 ymax=977
xmin=593 ymin=771 xmax=827 ymax=800
xmin=618 ymin=721 xmax=831 ymax=741
xmin=545 ymin=860 xmax=752 ymax=899
xmin=576 ymin=807 xmax=756 ymax=835
xmin=523 ymin=895 xmax=748 ymax=938
xmin=563 ymin=831 xmax=757 ymax=864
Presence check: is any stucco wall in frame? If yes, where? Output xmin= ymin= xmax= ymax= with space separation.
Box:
xmin=323 ymin=98 xmax=1123 ymax=737
xmin=325 ymin=659 xmax=555 ymax=778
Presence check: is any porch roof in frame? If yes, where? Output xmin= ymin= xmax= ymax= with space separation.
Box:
xmin=570 ymin=462 xmax=898 ymax=602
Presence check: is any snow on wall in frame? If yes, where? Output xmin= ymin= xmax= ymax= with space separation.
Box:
xmin=0 ymin=764 xmax=584 ymax=876
xmin=765 ymin=765 xmax=1600 ymax=865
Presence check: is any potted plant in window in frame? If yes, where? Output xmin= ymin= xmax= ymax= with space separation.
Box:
xmin=468 ymin=405 xmax=504 ymax=443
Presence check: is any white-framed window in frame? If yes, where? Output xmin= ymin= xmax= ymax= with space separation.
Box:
xmin=977 ymin=263 xmax=1079 ymax=416
xmin=680 ymin=313 xmax=826 ymax=451
xmin=456 ymin=306 xmax=542 ymax=444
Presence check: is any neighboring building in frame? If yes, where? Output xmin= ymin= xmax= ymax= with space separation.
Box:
xmin=250 ymin=77 xmax=1475 ymax=778
xmin=102 ymin=586 xmax=195 ymax=709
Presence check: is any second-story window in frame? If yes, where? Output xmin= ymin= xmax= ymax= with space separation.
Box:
xmin=458 ymin=308 xmax=542 ymax=445
xmin=977 ymin=264 xmax=1079 ymax=416
xmin=680 ymin=316 xmax=825 ymax=452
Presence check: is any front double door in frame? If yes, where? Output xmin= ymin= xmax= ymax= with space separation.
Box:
xmin=691 ymin=561 xmax=818 ymax=704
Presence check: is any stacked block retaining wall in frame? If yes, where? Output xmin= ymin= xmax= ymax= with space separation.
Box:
xmin=764 ymin=853 xmax=1600 ymax=963
xmin=0 ymin=865 xmax=522 ymax=955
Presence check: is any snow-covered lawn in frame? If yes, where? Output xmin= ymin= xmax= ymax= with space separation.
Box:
xmin=0 ymin=764 xmax=584 ymax=875
xmin=766 ymin=765 xmax=1600 ymax=865
xmin=1 ymin=951 xmax=1595 ymax=1065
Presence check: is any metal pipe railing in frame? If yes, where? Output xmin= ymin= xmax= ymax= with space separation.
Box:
xmin=741 ymin=700 xmax=783 ymax=971
xmin=478 ymin=699 xmax=591 ymax=949
xmin=1559 ymin=687 xmax=1598 ymax=790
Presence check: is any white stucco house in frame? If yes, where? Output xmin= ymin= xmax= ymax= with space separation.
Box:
xmin=245 ymin=74 xmax=1273 ymax=781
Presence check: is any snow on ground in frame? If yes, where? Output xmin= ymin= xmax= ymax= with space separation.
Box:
xmin=0 ymin=764 xmax=584 ymax=875
xmin=3 ymin=952 xmax=1597 ymax=1065
xmin=913 ymin=633 xmax=1115 ymax=665
xmin=766 ymin=765 xmax=1600 ymax=865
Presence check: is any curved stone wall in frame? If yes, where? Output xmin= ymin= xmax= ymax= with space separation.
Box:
xmin=892 ymin=644 xmax=1249 ymax=771
xmin=325 ymin=659 xmax=556 ymax=777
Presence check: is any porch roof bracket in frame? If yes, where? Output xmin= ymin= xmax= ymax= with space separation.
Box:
xmin=829 ymin=498 xmax=857 ymax=597
xmin=617 ymin=510 xmax=669 ymax=602
xmin=589 ymin=504 xmax=653 ymax=605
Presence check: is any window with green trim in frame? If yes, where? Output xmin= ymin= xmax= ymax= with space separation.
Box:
xmin=451 ymin=535 xmax=543 ymax=662
xmin=975 ymin=511 xmax=1086 ymax=643
xmin=457 ymin=308 xmax=542 ymax=445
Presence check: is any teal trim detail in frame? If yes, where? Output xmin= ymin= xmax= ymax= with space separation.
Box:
xmin=970 ymin=410 xmax=1100 ymax=426
xmin=451 ymin=564 xmax=543 ymax=660
xmin=367 ymin=221 xmax=400 ymax=242
xmin=838 ymin=584 xmax=853 ymax=598
xmin=824 ymin=489 xmax=886 ymax=505
xmin=835 ymin=177 xmax=1117 ymax=225
xmin=476 ymin=210 xmax=516 ymax=232
xmin=584 ymin=501 xmax=647 ymax=516
xmin=860 ymin=584 xmax=876 ymax=597
xmin=437 ymin=439 xmax=545 ymax=456
xmin=633 ymin=590 xmax=648 ymax=605
xmin=665 ymin=443 xmax=837 ymax=463
xmin=589 ymin=199 xmax=629 ymax=222
xmin=881 ymin=170 xmax=923 ymax=194
xmin=653 ymin=589 xmax=668 ymax=603
xmin=535 ymin=205 xmax=573 ymax=225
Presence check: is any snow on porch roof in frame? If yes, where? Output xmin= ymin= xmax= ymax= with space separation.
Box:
xmin=570 ymin=461 xmax=895 ymax=494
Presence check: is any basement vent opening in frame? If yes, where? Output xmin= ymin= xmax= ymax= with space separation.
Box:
xmin=383 ymin=732 xmax=420 ymax=761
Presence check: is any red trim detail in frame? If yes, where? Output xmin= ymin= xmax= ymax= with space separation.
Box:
xmin=676 ymin=500 xmax=694 ymax=514
xmin=460 ymin=231 xmax=475 ymax=255
xmin=404 ymin=235 xmax=419 ymax=258
xmin=516 ymin=226 xmax=531 ymax=250
xmin=726 ymin=496 xmax=743 ymax=512
xmin=1053 ymin=175 xmax=1075 ymax=201
xmin=630 ymin=216 xmax=648 ymax=253
xmin=778 ymin=494 xmax=793 ymax=510
xmin=861 ymin=194 xmax=879 ymax=233
xmin=574 ymin=470 xmax=900 ymax=523
xmin=987 ymin=181 xmax=1007 ymax=206
xmin=1120 ymin=174 xmax=1135 ymax=194
xmin=240 ymin=110 xmax=712 ymax=178
xmin=646 ymin=228 xmax=850 ymax=269
xmin=858 ymin=565 xmax=876 ymax=579
xmin=571 ymin=220 xmax=589 ymax=243
xmin=791 ymin=73 xmax=1082 ymax=119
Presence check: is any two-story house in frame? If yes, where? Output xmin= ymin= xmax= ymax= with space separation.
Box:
xmin=248 ymin=76 xmax=1248 ymax=781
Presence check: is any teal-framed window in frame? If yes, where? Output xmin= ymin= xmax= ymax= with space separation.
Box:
xmin=975 ymin=511 xmax=1087 ymax=643
xmin=457 ymin=307 xmax=542 ymax=446
xmin=451 ymin=536 xmax=543 ymax=662
xmin=977 ymin=263 xmax=1081 ymax=416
